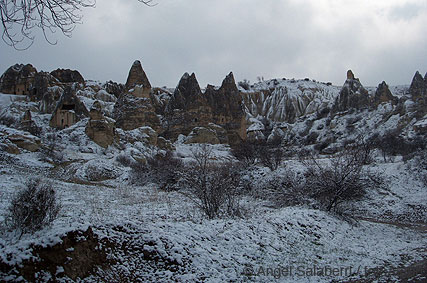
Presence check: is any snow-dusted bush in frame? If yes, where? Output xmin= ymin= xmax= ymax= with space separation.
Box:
xmin=182 ymin=145 xmax=242 ymax=219
xmin=40 ymin=132 xmax=64 ymax=163
xmin=5 ymin=179 xmax=61 ymax=237
xmin=407 ymin=150 xmax=427 ymax=186
xmin=231 ymin=139 xmax=259 ymax=167
xmin=301 ymin=145 xmax=383 ymax=213
xmin=116 ymin=154 xmax=133 ymax=167
xmin=257 ymin=168 xmax=308 ymax=207
xmin=231 ymin=138 xmax=284 ymax=171
xmin=130 ymin=151 xmax=183 ymax=190
xmin=0 ymin=114 xmax=18 ymax=127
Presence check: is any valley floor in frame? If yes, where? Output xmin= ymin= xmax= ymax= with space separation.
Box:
xmin=0 ymin=145 xmax=426 ymax=282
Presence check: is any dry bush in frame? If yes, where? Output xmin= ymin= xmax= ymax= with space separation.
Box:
xmin=406 ymin=150 xmax=427 ymax=186
xmin=130 ymin=151 xmax=183 ymax=191
xmin=40 ymin=132 xmax=64 ymax=163
xmin=182 ymin=145 xmax=242 ymax=219
xmin=5 ymin=179 xmax=61 ymax=237
xmin=231 ymin=137 xmax=284 ymax=171
xmin=300 ymin=144 xmax=383 ymax=213
xmin=257 ymin=169 xmax=308 ymax=207
xmin=116 ymin=154 xmax=132 ymax=167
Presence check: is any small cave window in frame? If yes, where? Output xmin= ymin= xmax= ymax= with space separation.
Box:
xmin=61 ymin=118 xmax=64 ymax=126
xmin=61 ymin=104 xmax=75 ymax=110
xmin=194 ymin=118 xmax=198 ymax=122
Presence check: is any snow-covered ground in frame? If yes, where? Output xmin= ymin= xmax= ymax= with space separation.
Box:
xmin=0 ymin=142 xmax=426 ymax=282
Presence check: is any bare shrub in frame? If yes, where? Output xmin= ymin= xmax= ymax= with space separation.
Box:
xmin=258 ymin=138 xmax=284 ymax=171
xmin=5 ymin=179 xmax=61 ymax=237
xmin=406 ymin=150 xmax=427 ymax=186
xmin=182 ymin=145 xmax=241 ymax=219
xmin=370 ymin=130 xmax=416 ymax=162
xmin=116 ymin=154 xmax=132 ymax=167
xmin=301 ymin=145 xmax=383 ymax=213
xmin=130 ymin=151 xmax=183 ymax=190
xmin=0 ymin=114 xmax=18 ymax=127
xmin=231 ymin=139 xmax=258 ymax=167
xmin=258 ymin=169 xmax=308 ymax=207
xmin=41 ymin=132 xmax=64 ymax=163
xmin=232 ymin=137 xmax=284 ymax=170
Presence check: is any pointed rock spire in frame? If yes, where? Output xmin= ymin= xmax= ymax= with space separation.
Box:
xmin=125 ymin=60 xmax=151 ymax=92
xmin=409 ymin=71 xmax=426 ymax=101
xmin=167 ymin=72 xmax=203 ymax=111
xmin=374 ymin=81 xmax=397 ymax=106
xmin=219 ymin=72 xmax=238 ymax=92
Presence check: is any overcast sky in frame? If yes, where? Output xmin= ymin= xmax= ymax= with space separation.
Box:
xmin=1 ymin=0 xmax=426 ymax=88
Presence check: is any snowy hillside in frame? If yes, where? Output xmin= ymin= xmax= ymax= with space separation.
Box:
xmin=0 ymin=63 xmax=426 ymax=282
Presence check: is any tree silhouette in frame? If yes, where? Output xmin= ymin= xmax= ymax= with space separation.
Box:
xmin=0 ymin=0 xmax=155 ymax=49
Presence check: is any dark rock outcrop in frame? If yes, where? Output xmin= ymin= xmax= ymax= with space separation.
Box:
xmin=333 ymin=70 xmax=370 ymax=112
xmin=125 ymin=60 xmax=151 ymax=97
xmin=50 ymin=68 xmax=85 ymax=84
xmin=409 ymin=71 xmax=427 ymax=116
xmin=31 ymin=72 xmax=60 ymax=102
xmin=205 ymin=72 xmax=246 ymax=144
xmin=0 ymin=64 xmax=37 ymax=95
xmin=163 ymin=72 xmax=246 ymax=144
xmin=374 ymin=81 xmax=398 ymax=106
xmin=163 ymin=73 xmax=213 ymax=139
xmin=50 ymin=86 xmax=89 ymax=129
xmin=104 ymin=80 xmax=125 ymax=98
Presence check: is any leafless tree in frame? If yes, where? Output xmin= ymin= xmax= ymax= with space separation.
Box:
xmin=0 ymin=0 xmax=155 ymax=49
xmin=182 ymin=145 xmax=242 ymax=219
xmin=301 ymin=144 xmax=383 ymax=213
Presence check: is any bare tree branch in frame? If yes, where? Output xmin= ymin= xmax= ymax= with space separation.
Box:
xmin=1 ymin=0 xmax=155 ymax=49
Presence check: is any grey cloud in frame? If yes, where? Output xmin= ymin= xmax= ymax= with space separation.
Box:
xmin=0 ymin=0 xmax=426 ymax=89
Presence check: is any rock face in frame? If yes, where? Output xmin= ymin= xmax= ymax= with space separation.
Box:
xmin=333 ymin=70 xmax=370 ymax=112
xmin=205 ymin=72 xmax=246 ymax=144
xmin=0 ymin=64 xmax=38 ymax=95
xmin=113 ymin=93 xmax=161 ymax=131
xmin=8 ymin=133 xmax=41 ymax=152
xmin=185 ymin=127 xmax=220 ymax=144
xmin=164 ymin=73 xmax=213 ymax=139
xmin=104 ymin=81 xmax=125 ymax=98
xmin=50 ymin=86 xmax=89 ymax=129
xmin=164 ymin=72 xmax=246 ymax=144
xmin=31 ymin=72 xmax=60 ymax=102
xmin=409 ymin=71 xmax=427 ymax=116
xmin=374 ymin=81 xmax=398 ymax=106
xmin=85 ymin=101 xmax=116 ymax=148
xmin=125 ymin=60 xmax=151 ymax=97
xmin=50 ymin=69 xmax=85 ymax=84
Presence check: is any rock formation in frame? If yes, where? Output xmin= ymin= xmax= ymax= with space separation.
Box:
xmin=374 ymin=81 xmax=398 ymax=106
xmin=50 ymin=68 xmax=85 ymax=84
xmin=185 ymin=127 xmax=220 ymax=144
xmin=333 ymin=70 xmax=370 ymax=112
xmin=163 ymin=72 xmax=246 ymax=144
xmin=113 ymin=91 xmax=161 ymax=131
xmin=205 ymin=72 xmax=246 ymax=144
xmin=104 ymin=81 xmax=125 ymax=98
xmin=31 ymin=72 xmax=61 ymax=102
xmin=85 ymin=101 xmax=116 ymax=148
xmin=50 ymin=86 xmax=89 ymax=129
xmin=0 ymin=64 xmax=38 ymax=95
xmin=409 ymin=71 xmax=427 ymax=116
xmin=164 ymin=73 xmax=213 ymax=139
xmin=125 ymin=60 xmax=151 ymax=97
